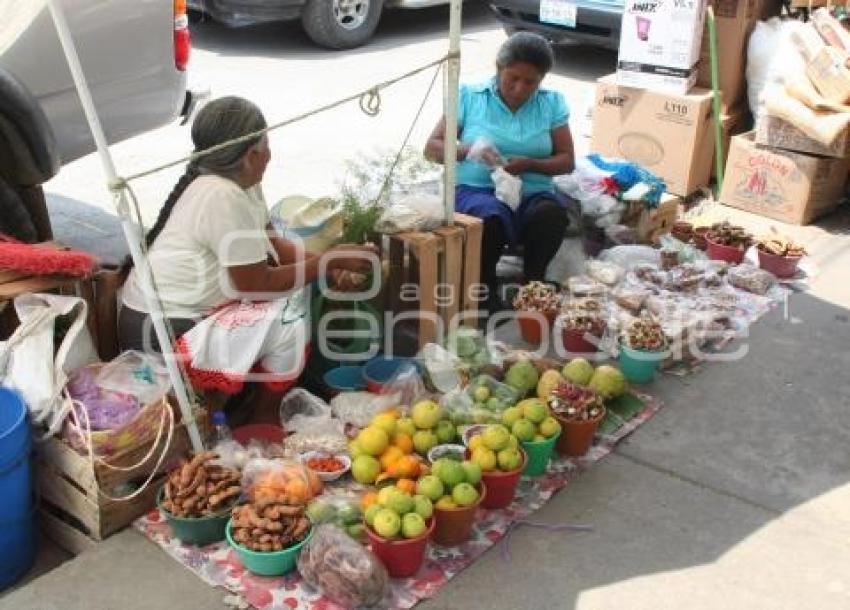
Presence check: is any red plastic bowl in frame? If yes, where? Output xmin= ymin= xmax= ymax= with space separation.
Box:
xmin=366 ymin=518 xmax=434 ymax=578
xmin=478 ymin=450 xmax=527 ymax=510
xmin=757 ymin=249 xmax=802 ymax=278
xmin=232 ymin=424 xmax=286 ymax=445
xmin=705 ymin=236 xmax=746 ymax=264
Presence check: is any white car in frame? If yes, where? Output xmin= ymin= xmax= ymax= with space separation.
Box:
xmin=0 ymin=0 xmax=199 ymax=241
xmin=189 ymin=0 xmax=451 ymax=49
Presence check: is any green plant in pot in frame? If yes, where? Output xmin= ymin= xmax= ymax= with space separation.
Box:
xmin=547 ymin=380 xmax=606 ymax=457
xmin=619 ymin=317 xmax=669 ymax=385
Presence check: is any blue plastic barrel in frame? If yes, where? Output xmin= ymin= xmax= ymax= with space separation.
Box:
xmin=0 ymin=387 xmax=34 ymax=591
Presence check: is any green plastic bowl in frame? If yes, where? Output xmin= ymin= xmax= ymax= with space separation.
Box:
xmin=521 ymin=431 xmax=560 ymax=477
xmin=619 ymin=344 xmax=667 ymax=384
xmin=225 ymin=518 xmax=313 ymax=576
xmin=156 ymin=487 xmax=234 ymax=546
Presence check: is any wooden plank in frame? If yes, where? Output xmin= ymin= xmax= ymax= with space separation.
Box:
xmin=37 ymin=462 xmax=103 ymax=539
xmin=38 ymin=508 xmax=98 ymax=556
xmin=36 ymin=437 xmax=99 ymax=499
xmin=433 ymin=225 xmax=464 ymax=336
xmin=97 ymin=473 xmax=165 ymax=538
xmin=408 ymin=233 xmax=440 ymax=348
xmin=0 ymin=270 xmax=31 ymax=284
xmin=92 ymin=268 xmax=122 ymax=361
xmin=387 ymin=236 xmax=406 ymax=319
xmin=454 ymin=213 xmax=483 ymax=321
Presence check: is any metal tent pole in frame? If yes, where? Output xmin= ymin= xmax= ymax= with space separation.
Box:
xmin=442 ymin=0 xmax=463 ymax=225
xmin=46 ymin=0 xmax=205 ymax=453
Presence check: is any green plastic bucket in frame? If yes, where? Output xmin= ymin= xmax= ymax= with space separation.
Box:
xmin=157 ymin=487 xmax=234 ymax=546
xmin=618 ymin=345 xmax=666 ymax=384
xmin=521 ymin=432 xmax=560 ymax=477
xmin=226 ymin=519 xmax=313 ymax=576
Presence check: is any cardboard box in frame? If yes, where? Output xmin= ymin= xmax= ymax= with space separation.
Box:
xmin=720 ymin=131 xmax=849 ymax=224
xmin=756 ymin=114 xmax=850 ymax=158
xmin=591 ymin=75 xmax=715 ymax=196
xmin=806 ymin=46 xmax=850 ymax=105
xmin=622 ymin=193 xmax=682 ymax=243
xmin=616 ymin=0 xmax=708 ymax=94
xmin=697 ymin=0 xmax=760 ymax=112
xmin=713 ymin=108 xmax=752 ymax=180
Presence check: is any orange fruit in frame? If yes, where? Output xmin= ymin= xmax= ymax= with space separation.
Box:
xmin=285 ymin=478 xmax=309 ymax=502
xmin=396 ymin=478 xmax=417 ymax=495
xmin=361 ymin=491 xmax=379 ymax=510
xmin=385 ymin=408 xmax=401 ymax=419
xmin=393 ymin=432 xmax=414 ymax=455
xmin=395 ymin=455 xmax=422 ymax=479
xmin=380 ymin=446 xmax=405 ymax=471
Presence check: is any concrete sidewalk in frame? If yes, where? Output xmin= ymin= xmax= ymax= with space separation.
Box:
xmin=3 ymin=207 xmax=849 ymax=610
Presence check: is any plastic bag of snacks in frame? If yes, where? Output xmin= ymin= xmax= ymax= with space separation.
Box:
xmin=330 ymin=391 xmax=397 ymax=429
xmin=241 ymin=458 xmax=323 ymax=505
xmin=297 ymin=524 xmax=389 ymax=608
xmin=727 ymin=264 xmax=776 ymax=296
xmin=304 ymin=495 xmax=365 ymax=542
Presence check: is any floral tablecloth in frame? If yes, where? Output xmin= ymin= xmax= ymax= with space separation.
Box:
xmin=134 ymin=394 xmax=661 ymax=609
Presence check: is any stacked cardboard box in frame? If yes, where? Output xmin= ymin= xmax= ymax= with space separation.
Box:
xmin=720 ymin=10 xmax=850 ymax=225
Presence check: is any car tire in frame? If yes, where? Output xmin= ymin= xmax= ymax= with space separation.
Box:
xmin=0 ymin=178 xmax=37 ymax=243
xmin=301 ymin=0 xmax=384 ymax=50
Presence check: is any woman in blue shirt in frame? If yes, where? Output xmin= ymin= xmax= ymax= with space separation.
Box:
xmin=425 ymin=32 xmax=574 ymax=314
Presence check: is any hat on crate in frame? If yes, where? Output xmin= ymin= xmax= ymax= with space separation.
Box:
xmin=269 ymin=195 xmax=343 ymax=253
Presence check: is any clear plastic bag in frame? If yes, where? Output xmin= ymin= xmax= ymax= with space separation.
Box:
xmin=279 ymin=389 xmax=347 ymax=456
xmin=566 ymin=274 xmax=608 ymax=297
xmin=612 ymin=285 xmax=651 ymax=312
xmin=375 ymin=192 xmax=444 ymax=233
xmin=242 ymin=458 xmax=322 ymax=505
xmin=305 ymin=494 xmax=365 ymax=542
xmin=279 ymin=389 xmax=331 ymax=433
xmin=463 ymin=374 xmax=520 ymax=423
xmin=417 ymin=343 xmax=462 ymax=393
xmin=585 ymin=260 xmax=625 ymax=286
xmin=330 ymin=391 xmax=398 ymax=429
xmin=492 ymin=167 xmax=522 ymax=210
xmin=297 ymin=524 xmax=389 ymax=608
xmin=727 ymin=264 xmax=776 ymax=295
xmin=440 ymin=389 xmax=476 ymax=426
xmin=599 ymin=245 xmax=661 ymax=270
xmin=95 ymin=351 xmax=170 ymax=405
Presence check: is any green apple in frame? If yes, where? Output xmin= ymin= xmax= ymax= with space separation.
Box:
xmin=396 ymin=417 xmax=417 ymax=437
xmin=412 ymin=494 xmax=433 ymax=519
xmin=507 ymin=435 xmax=519 ymax=449
xmin=413 ymin=429 xmax=438 ymax=455
xmin=473 ymin=408 xmax=491 ymax=424
xmin=482 ymin=424 xmax=512 ymax=451
xmin=415 ymin=475 xmax=445 ymax=502
xmin=364 ymin=503 xmax=382 ymax=527
xmin=486 ymin=397 xmax=503 ymax=412
xmin=435 ymin=495 xmax=457 ymax=510
xmin=401 ymin=512 xmax=427 ymax=539
xmin=460 ymin=460 xmax=482 ymax=485
xmin=372 ymin=508 xmax=401 ymax=538
xmin=539 ymin=416 xmax=561 ymax=438
xmin=473 ymin=385 xmax=490 ymax=402
xmin=385 ymin=489 xmax=414 ymax=515
xmin=471 ymin=447 xmax=497 ymax=472
xmin=435 ymin=420 xmax=456 ymax=444
xmin=434 ymin=458 xmax=466 ymax=489
xmin=337 ymin=503 xmax=361 ymax=525
xmin=451 ymin=482 xmax=480 ymax=507
xmin=501 ymin=406 xmax=522 ymax=428
xmin=520 ymin=399 xmax=548 ymax=424
xmin=411 ymin=400 xmax=442 ymax=429
xmin=511 ymin=419 xmax=536 ymax=443
xmin=497 ymin=447 xmax=523 ymax=471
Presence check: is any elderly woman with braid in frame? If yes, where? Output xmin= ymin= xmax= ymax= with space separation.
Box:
xmin=118 ymin=96 xmax=373 ymax=420
xmin=425 ymin=32 xmax=574 ymax=315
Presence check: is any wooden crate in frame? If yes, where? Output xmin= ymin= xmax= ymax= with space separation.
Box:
xmin=36 ymin=405 xmax=207 ymax=553
xmin=382 ymin=213 xmax=483 ymax=349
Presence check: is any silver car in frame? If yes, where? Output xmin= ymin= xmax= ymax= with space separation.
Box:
xmin=0 ymin=0 xmax=195 ymax=241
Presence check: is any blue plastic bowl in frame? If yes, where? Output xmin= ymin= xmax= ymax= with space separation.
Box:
xmin=363 ymin=357 xmax=417 ymax=394
xmin=323 ymin=366 xmax=366 ymax=394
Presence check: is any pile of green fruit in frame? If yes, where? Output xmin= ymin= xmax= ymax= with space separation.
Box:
xmin=398 ymin=399 xmax=459 ymax=456
xmin=501 ymin=398 xmax=561 ymax=443
xmin=417 ymin=457 xmax=482 ymax=510
xmin=467 ymin=424 xmax=525 ymax=473
xmin=364 ymin=484 xmax=434 ymax=540
xmin=306 ymin=498 xmax=366 ymax=542
xmin=461 ymin=375 xmax=521 ymax=425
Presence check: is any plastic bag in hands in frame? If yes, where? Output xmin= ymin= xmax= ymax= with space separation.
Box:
xmin=241 ymin=458 xmax=322 ymax=505
xmin=467 ymin=137 xmax=505 ymax=168
xmin=296 ymin=524 xmax=389 ymax=609
xmin=374 ymin=192 xmax=444 ymax=234
xmin=95 ymin=351 xmax=171 ymax=405
xmin=492 ymin=167 xmax=522 ymax=211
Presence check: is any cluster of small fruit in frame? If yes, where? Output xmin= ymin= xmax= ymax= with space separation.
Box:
xmin=362 ymin=483 xmax=434 ymax=541
xmin=305 ymin=498 xmax=366 ymax=542
xmin=512 ymin=281 xmax=562 ymax=313
xmin=460 ymin=376 xmax=521 ymax=425
xmin=417 ymin=457 xmax=482 ymax=510
xmin=559 ymin=298 xmax=607 ymax=334
xmin=622 ymin=318 xmax=668 ymax=352
xmin=349 ymin=401 xmax=459 ymax=485
xmin=500 ymin=398 xmax=561 ymax=443
xmin=548 ymin=381 xmax=605 ymax=422
xmin=467 ymin=424 xmax=523 ymax=473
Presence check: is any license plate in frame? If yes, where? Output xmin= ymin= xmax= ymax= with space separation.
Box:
xmin=540 ymin=0 xmax=577 ymax=28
